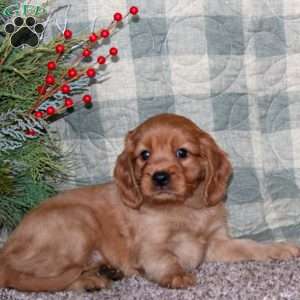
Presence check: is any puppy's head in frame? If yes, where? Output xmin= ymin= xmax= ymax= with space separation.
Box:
xmin=114 ymin=114 xmax=232 ymax=209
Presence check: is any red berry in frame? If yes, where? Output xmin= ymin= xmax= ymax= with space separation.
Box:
xmin=64 ymin=29 xmax=73 ymax=39
xmin=97 ymin=56 xmax=106 ymax=64
xmin=129 ymin=6 xmax=139 ymax=15
xmin=61 ymin=84 xmax=71 ymax=94
xmin=113 ymin=12 xmax=123 ymax=22
xmin=25 ymin=129 xmax=36 ymax=136
xmin=86 ymin=68 xmax=96 ymax=78
xmin=55 ymin=44 xmax=65 ymax=54
xmin=45 ymin=75 xmax=55 ymax=85
xmin=109 ymin=47 xmax=118 ymax=56
xmin=82 ymin=94 xmax=92 ymax=104
xmin=34 ymin=111 xmax=43 ymax=119
xmin=100 ymin=29 xmax=110 ymax=38
xmin=68 ymin=68 xmax=77 ymax=78
xmin=64 ymin=98 xmax=74 ymax=108
xmin=82 ymin=48 xmax=92 ymax=57
xmin=46 ymin=106 xmax=56 ymax=115
xmin=89 ymin=33 xmax=98 ymax=42
xmin=37 ymin=85 xmax=46 ymax=95
xmin=47 ymin=61 xmax=56 ymax=70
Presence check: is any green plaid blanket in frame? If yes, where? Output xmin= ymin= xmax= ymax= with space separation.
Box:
xmin=50 ymin=0 xmax=300 ymax=243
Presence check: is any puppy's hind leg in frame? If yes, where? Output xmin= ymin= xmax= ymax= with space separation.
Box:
xmin=98 ymin=265 xmax=124 ymax=281
xmin=0 ymin=263 xmax=83 ymax=292
xmin=0 ymin=264 xmax=6 ymax=287
xmin=67 ymin=267 xmax=111 ymax=291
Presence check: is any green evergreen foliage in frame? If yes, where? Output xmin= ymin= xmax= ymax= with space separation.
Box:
xmin=0 ymin=0 xmax=138 ymax=229
xmin=0 ymin=0 xmax=72 ymax=229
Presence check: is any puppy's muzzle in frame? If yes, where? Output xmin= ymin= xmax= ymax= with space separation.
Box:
xmin=152 ymin=171 xmax=170 ymax=187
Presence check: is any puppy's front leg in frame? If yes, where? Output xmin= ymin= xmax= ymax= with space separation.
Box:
xmin=206 ymin=238 xmax=300 ymax=262
xmin=139 ymin=246 xmax=196 ymax=288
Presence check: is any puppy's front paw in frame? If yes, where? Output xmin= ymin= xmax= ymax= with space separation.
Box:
xmin=160 ymin=272 xmax=196 ymax=289
xmin=267 ymin=243 xmax=300 ymax=260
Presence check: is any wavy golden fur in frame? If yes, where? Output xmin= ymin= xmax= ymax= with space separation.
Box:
xmin=0 ymin=113 xmax=299 ymax=291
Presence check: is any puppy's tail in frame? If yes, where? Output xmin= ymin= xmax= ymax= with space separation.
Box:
xmin=0 ymin=262 xmax=82 ymax=292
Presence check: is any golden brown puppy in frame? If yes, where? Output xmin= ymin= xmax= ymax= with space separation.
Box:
xmin=0 ymin=113 xmax=299 ymax=292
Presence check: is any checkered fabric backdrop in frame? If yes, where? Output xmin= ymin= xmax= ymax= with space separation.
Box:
xmin=49 ymin=0 xmax=300 ymax=243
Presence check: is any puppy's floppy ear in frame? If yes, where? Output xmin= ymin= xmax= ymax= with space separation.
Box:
xmin=199 ymin=134 xmax=232 ymax=206
xmin=114 ymin=131 xmax=143 ymax=209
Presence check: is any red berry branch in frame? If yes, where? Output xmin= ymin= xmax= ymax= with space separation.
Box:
xmin=29 ymin=6 xmax=139 ymax=120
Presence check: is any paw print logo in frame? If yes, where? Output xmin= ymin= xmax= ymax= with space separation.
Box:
xmin=5 ymin=16 xmax=45 ymax=48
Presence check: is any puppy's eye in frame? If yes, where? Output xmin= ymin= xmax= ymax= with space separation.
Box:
xmin=176 ymin=148 xmax=188 ymax=159
xmin=140 ymin=150 xmax=151 ymax=161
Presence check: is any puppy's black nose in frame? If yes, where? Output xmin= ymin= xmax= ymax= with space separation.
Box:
xmin=152 ymin=171 xmax=170 ymax=187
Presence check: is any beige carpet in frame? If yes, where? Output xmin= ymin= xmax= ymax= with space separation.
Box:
xmin=1 ymin=259 xmax=300 ymax=300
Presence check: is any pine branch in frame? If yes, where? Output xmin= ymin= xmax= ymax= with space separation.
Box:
xmin=0 ymin=3 xmax=140 ymax=229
